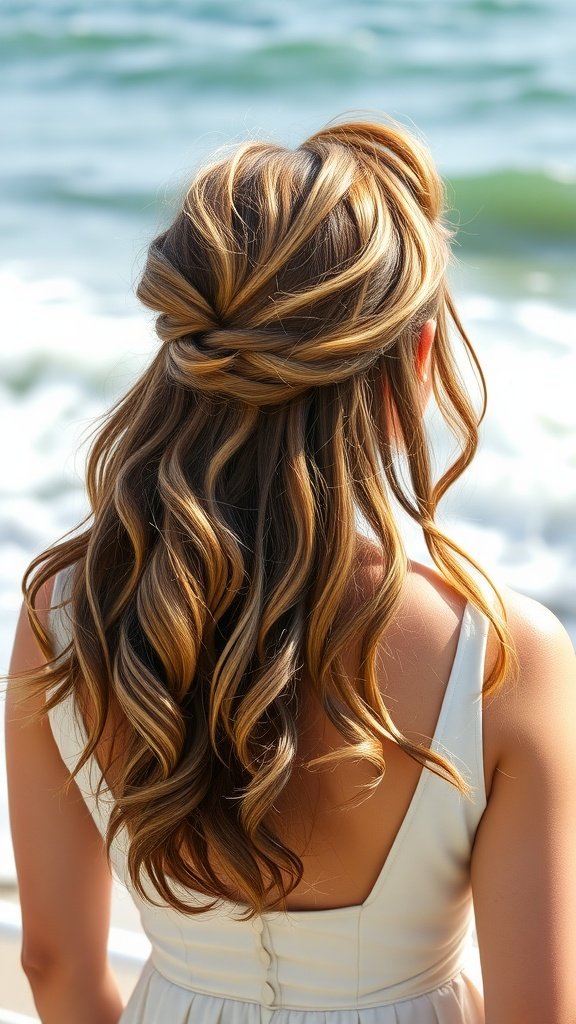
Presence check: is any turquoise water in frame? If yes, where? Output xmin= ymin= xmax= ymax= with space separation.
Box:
xmin=1 ymin=0 xmax=575 ymax=297
xmin=0 ymin=0 xmax=575 ymax=878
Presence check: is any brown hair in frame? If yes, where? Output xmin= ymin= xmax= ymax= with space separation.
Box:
xmin=16 ymin=117 xmax=514 ymax=918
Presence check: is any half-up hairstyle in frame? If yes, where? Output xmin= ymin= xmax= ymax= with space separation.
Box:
xmin=16 ymin=117 xmax=515 ymax=918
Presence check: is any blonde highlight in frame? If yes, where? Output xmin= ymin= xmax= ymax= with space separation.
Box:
xmin=15 ymin=116 xmax=515 ymax=919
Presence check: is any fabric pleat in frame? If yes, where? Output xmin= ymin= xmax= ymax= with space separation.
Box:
xmin=120 ymin=964 xmax=484 ymax=1024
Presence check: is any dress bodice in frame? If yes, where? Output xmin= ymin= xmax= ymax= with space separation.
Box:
xmin=48 ymin=566 xmax=488 ymax=1022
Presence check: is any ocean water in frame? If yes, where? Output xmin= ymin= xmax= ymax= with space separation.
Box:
xmin=1 ymin=0 xmax=575 ymax=880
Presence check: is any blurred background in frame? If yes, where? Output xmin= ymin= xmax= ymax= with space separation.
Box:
xmin=1 ymin=0 xmax=575 ymax=899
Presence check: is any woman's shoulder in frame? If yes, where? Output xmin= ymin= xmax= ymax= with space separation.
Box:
xmin=397 ymin=561 xmax=575 ymax=806
xmin=482 ymin=583 xmax=575 ymax=763
xmin=357 ymin=545 xmax=471 ymax=653
xmin=481 ymin=580 xmax=574 ymax=697
xmin=356 ymin=539 xmax=467 ymax=613
xmin=403 ymin=564 xmax=574 ymax=700
xmin=491 ymin=582 xmax=572 ymax=649
xmin=357 ymin=537 xmax=574 ymax=708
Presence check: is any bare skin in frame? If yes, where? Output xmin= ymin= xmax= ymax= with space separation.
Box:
xmin=6 ymin=582 xmax=125 ymax=1024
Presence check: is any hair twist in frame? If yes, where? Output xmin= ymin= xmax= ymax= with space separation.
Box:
xmin=164 ymin=323 xmax=382 ymax=406
xmin=136 ymin=122 xmax=449 ymax=406
xmin=17 ymin=116 xmax=515 ymax=920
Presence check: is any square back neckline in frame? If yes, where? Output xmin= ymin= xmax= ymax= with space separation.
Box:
xmin=159 ymin=599 xmax=473 ymax=920
xmin=51 ymin=567 xmax=473 ymax=920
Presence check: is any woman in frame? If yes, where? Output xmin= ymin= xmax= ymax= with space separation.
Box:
xmin=6 ymin=117 xmax=576 ymax=1024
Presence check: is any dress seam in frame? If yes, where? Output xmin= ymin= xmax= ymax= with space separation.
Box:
xmin=146 ymin=958 xmax=468 ymax=1011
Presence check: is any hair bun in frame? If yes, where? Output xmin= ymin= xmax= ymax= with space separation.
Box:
xmin=138 ymin=119 xmax=451 ymax=407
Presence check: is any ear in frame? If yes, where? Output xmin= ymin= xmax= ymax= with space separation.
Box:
xmin=416 ymin=319 xmax=436 ymax=382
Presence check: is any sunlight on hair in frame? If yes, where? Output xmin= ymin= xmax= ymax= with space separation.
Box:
xmin=15 ymin=115 xmax=514 ymax=918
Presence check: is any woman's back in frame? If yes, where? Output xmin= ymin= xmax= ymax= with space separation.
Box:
xmin=57 ymin=546 xmax=485 ymax=912
xmin=48 ymin=552 xmax=490 ymax=1022
xmin=7 ymin=116 xmax=576 ymax=1024
xmin=222 ymin=548 xmax=485 ymax=913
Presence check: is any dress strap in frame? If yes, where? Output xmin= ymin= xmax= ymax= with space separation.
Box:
xmin=48 ymin=565 xmax=116 ymax=842
xmin=434 ymin=589 xmax=493 ymax=820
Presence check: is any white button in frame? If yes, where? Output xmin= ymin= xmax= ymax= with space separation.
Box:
xmin=252 ymin=916 xmax=264 ymax=935
xmin=261 ymin=982 xmax=275 ymax=1006
xmin=259 ymin=947 xmax=271 ymax=967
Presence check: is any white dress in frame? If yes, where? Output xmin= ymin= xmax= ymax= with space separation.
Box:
xmin=48 ymin=567 xmax=487 ymax=1023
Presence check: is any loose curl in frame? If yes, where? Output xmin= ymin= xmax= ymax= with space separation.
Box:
xmin=16 ymin=117 xmax=515 ymax=918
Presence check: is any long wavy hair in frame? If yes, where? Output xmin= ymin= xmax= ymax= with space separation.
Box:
xmin=16 ymin=117 xmax=514 ymax=918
